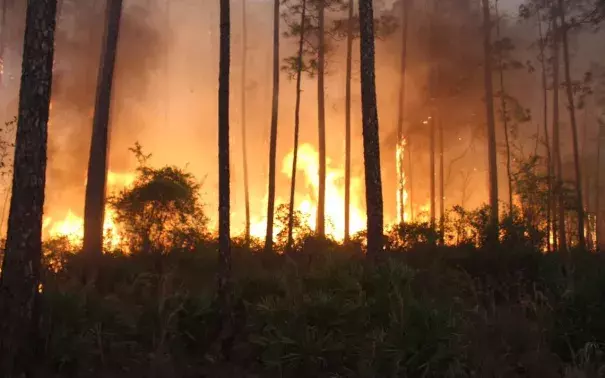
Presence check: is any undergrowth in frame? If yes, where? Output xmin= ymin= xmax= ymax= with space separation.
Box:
xmin=36 ymin=243 xmax=605 ymax=377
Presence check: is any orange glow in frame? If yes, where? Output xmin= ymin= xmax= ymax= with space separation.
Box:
xmin=43 ymin=170 xmax=135 ymax=250
xmin=248 ymin=143 xmax=366 ymax=242
xmin=396 ymin=135 xmax=409 ymax=224
xmin=44 ymin=206 xmax=125 ymax=250
xmin=283 ymin=144 xmax=366 ymax=241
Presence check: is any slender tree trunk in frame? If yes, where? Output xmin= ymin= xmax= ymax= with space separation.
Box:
xmin=582 ymin=108 xmax=593 ymax=250
xmin=0 ymin=1 xmax=56 ymax=376
xmin=495 ymin=0 xmax=513 ymax=214
xmin=241 ymin=0 xmax=251 ymax=247
xmin=217 ymin=0 xmax=233 ymax=356
xmin=286 ymin=0 xmax=307 ymax=253
xmin=344 ymin=0 xmax=354 ymax=242
xmin=82 ymin=0 xmax=123 ymax=260
xmin=552 ymin=18 xmax=567 ymax=251
xmin=408 ymin=135 xmax=414 ymax=221
xmin=430 ymin=111 xmax=436 ymax=229
xmin=558 ymin=0 xmax=585 ymax=249
xmin=264 ymin=0 xmax=280 ymax=253
xmin=359 ymin=0 xmax=384 ymax=257
xmin=396 ymin=0 xmax=410 ymax=224
xmin=538 ymin=13 xmax=552 ymax=252
xmin=439 ymin=116 xmax=445 ymax=245
xmin=481 ymin=0 xmax=499 ymax=244
xmin=596 ymin=119 xmax=605 ymax=251
xmin=317 ymin=0 xmax=326 ymax=237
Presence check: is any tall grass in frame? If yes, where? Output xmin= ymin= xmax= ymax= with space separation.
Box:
xmin=34 ymin=239 xmax=605 ymax=377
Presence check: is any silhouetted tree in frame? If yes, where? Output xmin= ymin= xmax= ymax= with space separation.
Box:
xmin=551 ymin=15 xmax=567 ymax=251
xmin=317 ymin=0 xmax=326 ymax=238
xmin=495 ymin=0 xmax=513 ymax=214
xmin=217 ymin=0 xmax=232 ymax=355
xmin=558 ymin=0 xmax=585 ymax=249
xmin=359 ymin=0 xmax=384 ymax=257
xmin=537 ymin=9 xmax=552 ymax=252
xmin=241 ymin=0 xmax=251 ymax=247
xmin=82 ymin=0 xmax=123 ymax=261
xmin=481 ymin=0 xmax=499 ymax=244
xmin=0 ymin=0 xmax=56 ymax=376
xmin=430 ymin=113 xmax=436 ymax=228
xmin=265 ymin=0 xmax=280 ymax=253
xmin=286 ymin=0 xmax=307 ymax=253
xmin=396 ymin=0 xmax=410 ymax=225
xmin=344 ymin=0 xmax=354 ymax=241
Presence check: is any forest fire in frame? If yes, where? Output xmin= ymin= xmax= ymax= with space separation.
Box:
xmin=396 ymin=136 xmax=409 ymax=224
xmin=248 ymin=143 xmax=366 ymax=242
xmin=43 ymin=207 xmax=123 ymax=249
xmin=42 ymin=144 xmax=368 ymax=248
xmin=280 ymin=143 xmax=366 ymax=241
xmin=42 ymin=170 xmax=136 ymax=249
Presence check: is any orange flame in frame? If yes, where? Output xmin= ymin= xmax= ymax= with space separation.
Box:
xmin=396 ymin=135 xmax=409 ymax=224
xmin=43 ymin=170 xmax=136 ymax=250
xmin=248 ymin=144 xmax=366 ymax=242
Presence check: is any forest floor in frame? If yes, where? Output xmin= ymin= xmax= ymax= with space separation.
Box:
xmin=37 ymin=241 xmax=605 ymax=377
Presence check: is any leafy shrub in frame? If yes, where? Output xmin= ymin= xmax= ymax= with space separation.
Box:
xmin=109 ymin=143 xmax=209 ymax=254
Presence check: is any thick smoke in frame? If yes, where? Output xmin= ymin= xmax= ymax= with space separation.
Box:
xmin=0 ymin=0 xmax=603 ymax=235
xmin=46 ymin=0 xmax=165 ymax=219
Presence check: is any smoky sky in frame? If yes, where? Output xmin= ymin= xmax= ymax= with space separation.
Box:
xmin=0 ymin=0 xmax=603 ymax=233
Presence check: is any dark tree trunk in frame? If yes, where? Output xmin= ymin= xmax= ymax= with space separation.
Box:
xmin=83 ymin=0 xmax=123 ymax=260
xmin=439 ymin=116 xmax=445 ymax=245
xmin=241 ymin=0 xmax=250 ymax=247
xmin=597 ymin=120 xmax=605 ymax=251
xmin=430 ymin=111 xmax=436 ymax=229
xmin=286 ymin=0 xmax=307 ymax=253
xmin=317 ymin=0 xmax=326 ymax=237
xmin=264 ymin=0 xmax=280 ymax=253
xmin=408 ymin=133 xmax=414 ymax=222
xmin=495 ymin=0 xmax=513 ymax=214
xmin=558 ymin=0 xmax=585 ymax=249
xmin=0 ymin=1 xmax=56 ymax=376
xmin=482 ymin=0 xmax=499 ymax=244
xmin=552 ymin=18 xmax=567 ymax=251
xmin=359 ymin=0 xmax=384 ymax=258
xmin=217 ymin=0 xmax=232 ymax=353
xmin=344 ymin=0 xmax=354 ymax=242
xmin=582 ymin=108 xmax=593 ymax=250
xmin=537 ymin=13 xmax=552 ymax=252
xmin=396 ymin=0 xmax=410 ymax=225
